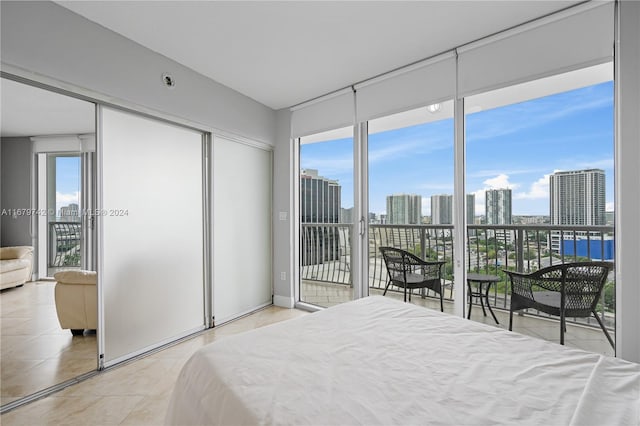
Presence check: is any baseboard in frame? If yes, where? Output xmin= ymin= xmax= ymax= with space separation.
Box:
xmin=273 ymin=294 xmax=295 ymax=309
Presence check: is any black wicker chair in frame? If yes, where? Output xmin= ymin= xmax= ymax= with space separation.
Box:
xmin=504 ymin=261 xmax=614 ymax=348
xmin=379 ymin=247 xmax=445 ymax=311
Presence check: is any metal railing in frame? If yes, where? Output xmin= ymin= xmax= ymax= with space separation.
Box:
xmin=301 ymin=223 xmax=615 ymax=327
xmin=49 ymin=221 xmax=82 ymax=267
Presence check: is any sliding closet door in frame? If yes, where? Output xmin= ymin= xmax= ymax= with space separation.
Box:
xmin=213 ymin=136 xmax=272 ymax=324
xmin=99 ymin=107 xmax=206 ymax=366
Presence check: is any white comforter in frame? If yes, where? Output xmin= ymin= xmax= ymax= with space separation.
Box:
xmin=166 ymin=296 xmax=640 ymax=425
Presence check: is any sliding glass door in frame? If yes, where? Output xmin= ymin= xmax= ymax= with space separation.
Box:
xmin=367 ymin=103 xmax=455 ymax=310
xmin=464 ymin=63 xmax=615 ymax=356
xmin=298 ymin=126 xmax=355 ymax=308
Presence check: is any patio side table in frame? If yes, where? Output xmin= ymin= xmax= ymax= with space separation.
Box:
xmin=467 ymin=273 xmax=500 ymax=324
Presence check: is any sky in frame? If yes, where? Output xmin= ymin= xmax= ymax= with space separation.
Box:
xmin=55 ymin=156 xmax=81 ymax=214
xmin=300 ymin=81 xmax=614 ymax=217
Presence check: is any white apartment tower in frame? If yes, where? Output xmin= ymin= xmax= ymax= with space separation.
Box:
xmin=466 ymin=194 xmax=476 ymax=224
xmin=550 ymin=169 xmax=606 ymax=225
xmin=485 ymin=189 xmax=512 ymax=224
xmin=431 ymin=195 xmax=453 ymax=225
xmin=386 ymin=194 xmax=422 ymax=225
xmin=430 ymin=194 xmax=475 ymax=224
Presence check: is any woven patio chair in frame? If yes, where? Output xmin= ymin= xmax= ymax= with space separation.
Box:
xmin=379 ymin=246 xmax=446 ymax=311
xmin=504 ymin=261 xmax=614 ymax=348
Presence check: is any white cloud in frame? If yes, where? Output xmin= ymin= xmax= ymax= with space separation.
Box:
xmin=606 ymin=202 xmax=614 ymax=212
xmin=515 ymin=173 xmax=552 ymax=200
xmin=470 ymin=174 xmax=518 ymax=215
xmin=56 ymin=191 xmax=80 ymax=212
xmin=483 ymin=174 xmax=518 ymax=190
xmin=473 ymin=188 xmax=486 ymax=215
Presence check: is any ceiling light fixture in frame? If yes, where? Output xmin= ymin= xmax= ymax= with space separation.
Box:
xmin=427 ymin=103 xmax=441 ymax=113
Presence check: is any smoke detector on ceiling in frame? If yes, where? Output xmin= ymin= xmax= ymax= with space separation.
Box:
xmin=162 ymin=73 xmax=176 ymax=89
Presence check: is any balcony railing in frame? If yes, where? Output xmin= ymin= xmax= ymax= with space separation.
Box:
xmin=301 ymin=223 xmax=615 ymax=329
xmin=49 ymin=221 xmax=82 ymax=268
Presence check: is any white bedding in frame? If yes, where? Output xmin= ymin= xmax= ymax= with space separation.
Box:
xmin=166 ymin=296 xmax=640 ymax=425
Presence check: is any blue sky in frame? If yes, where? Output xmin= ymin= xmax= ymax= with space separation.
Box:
xmin=55 ymin=156 xmax=81 ymax=213
xmin=301 ymin=81 xmax=614 ymax=217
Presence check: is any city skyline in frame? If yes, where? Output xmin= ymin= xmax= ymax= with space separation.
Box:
xmin=300 ymin=80 xmax=614 ymax=217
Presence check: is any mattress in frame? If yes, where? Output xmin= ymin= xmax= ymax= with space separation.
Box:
xmin=166 ymin=296 xmax=640 ymax=425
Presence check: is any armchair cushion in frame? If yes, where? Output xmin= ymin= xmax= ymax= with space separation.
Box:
xmin=54 ymin=270 xmax=97 ymax=332
xmin=54 ymin=270 xmax=96 ymax=285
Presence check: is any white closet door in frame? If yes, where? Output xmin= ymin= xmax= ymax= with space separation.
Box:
xmin=213 ymin=136 xmax=272 ymax=324
xmin=99 ymin=106 xmax=205 ymax=366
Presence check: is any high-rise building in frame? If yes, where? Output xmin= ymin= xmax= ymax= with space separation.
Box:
xmin=300 ymin=169 xmax=342 ymax=266
xmin=431 ymin=195 xmax=452 ymax=225
xmin=59 ymin=203 xmax=80 ymax=222
xmin=386 ymin=194 xmax=421 ymax=225
xmin=549 ymin=169 xmax=607 ymax=256
xmin=485 ymin=189 xmax=512 ymax=225
xmin=466 ymin=194 xmax=476 ymax=225
xmin=550 ymin=169 xmax=606 ymax=225
xmin=430 ymin=194 xmax=475 ymax=225
xmin=300 ymin=169 xmax=341 ymax=224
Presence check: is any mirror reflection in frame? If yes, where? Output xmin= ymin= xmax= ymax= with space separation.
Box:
xmin=0 ymin=78 xmax=97 ymax=406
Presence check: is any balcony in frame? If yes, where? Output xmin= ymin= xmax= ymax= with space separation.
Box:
xmin=48 ymin=221 xmax=82 ymax=275
xmin=301 ymin=223 xmax=615 ymax=356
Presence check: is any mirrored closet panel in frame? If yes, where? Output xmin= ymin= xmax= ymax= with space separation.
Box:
xmin=0 ymin=77 xmax=97 ymax=408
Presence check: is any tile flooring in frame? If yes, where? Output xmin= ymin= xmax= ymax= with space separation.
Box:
xmin=1 ymin=291 xmax=307 ymax=425
xmin=1 ymin=281 xmax=97 ymax=406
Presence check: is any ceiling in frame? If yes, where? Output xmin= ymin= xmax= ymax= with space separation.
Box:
xmin=0 ymin=78 xmax=95 ymax=138
xmin=1 ymin=1 xmax=584 ymax=138
xmin=55 ymin=0 xmax=583 ymax=110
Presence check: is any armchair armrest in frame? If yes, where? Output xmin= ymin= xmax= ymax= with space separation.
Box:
xmin=417 ymin=260 xmax=445 ymax=279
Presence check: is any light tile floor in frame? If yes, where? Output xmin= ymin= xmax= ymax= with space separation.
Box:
xmin=1 ymin=303 xmax=308 ymax=425
xmin=1 ymin=281 xmax=97 ymax=406
xmin=2 ymin=279 xmax=614 ymax=425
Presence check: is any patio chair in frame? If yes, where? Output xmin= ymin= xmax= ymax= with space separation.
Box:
xmin=504 ymin=261 xmax=614 ymax=348
xmin=379 ymin=246 xmax=445 ymax=311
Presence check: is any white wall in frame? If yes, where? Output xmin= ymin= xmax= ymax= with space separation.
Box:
xmin=0 ymin=1 xmax=276 ymax=145
xmin=616 ymin=0 xmax=640 ymax=364
xmin=0 ymin=137 xmax=33 ymax=247
xmin=272 ymin=109 xmax=295 ymax=308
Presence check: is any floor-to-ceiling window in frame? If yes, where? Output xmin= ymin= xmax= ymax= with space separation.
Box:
xmin=298 ymin=126 xmax=354 ymax=308
xmin=47 ymin=154 xmax=82 ymax=277
xmin=464 ymin=63 xmax=615 ymax=356
xmin=367 ymin=103 xmax=455 ymax=310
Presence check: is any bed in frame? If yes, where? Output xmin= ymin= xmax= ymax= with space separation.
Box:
xmin=165 ymin=296 xmax=640 ymax=425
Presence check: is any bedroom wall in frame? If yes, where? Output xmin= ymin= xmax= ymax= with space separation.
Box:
xmin=616 ymin=0 xmax=640 ymax=364
xmin=273 ymin=109 xmax=295 ymax=308
xmin=0 ymin=1 xmax=276 ymax=145
xmin=0 ymin=137 xmax=32 ymax=247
